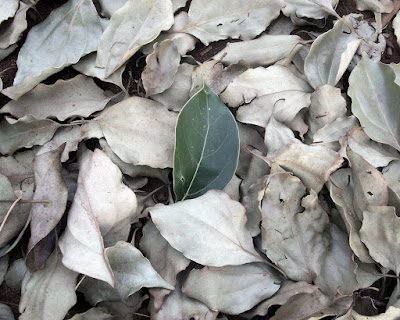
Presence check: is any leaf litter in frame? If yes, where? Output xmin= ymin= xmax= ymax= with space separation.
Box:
xmin=0 ymin=0 xmax=400 ymax=319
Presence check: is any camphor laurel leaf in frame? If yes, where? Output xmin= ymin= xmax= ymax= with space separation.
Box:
xmin=173 ymin=84 xmax=240 ymax=201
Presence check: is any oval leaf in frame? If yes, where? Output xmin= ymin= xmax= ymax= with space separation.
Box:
xmin=173 ymin=84 xmax=239 ymax=201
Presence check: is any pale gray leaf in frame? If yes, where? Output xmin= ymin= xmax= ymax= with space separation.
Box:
xmin=213 ymin=34 xmax=302 ymax=67
xmin=98 ymin=0 xmax=127 ymax=17
xmin=0 ymin=44 xmax=17 ymax=61
xmin=313 ymin=115 xmax=358 ymax=143
xmin=261 ymin=164 xmax=330 ymax=282
xmin=142 ymin=39 xmax=180 ymax=97
xmin=94 ymin=97 xmax=177 ymax=168
xmin=342 ymin=126 xmax=400 ymax=167
xmin=348 ymin=150 xmax=388 ymax=219
xmin=272 ymin=143 xmax=343 ymax=192
xmin=0 ymin=115 xmax=60 ymax=156
xmin=314 ymin=224 xmax=359 ymax=297
xmin=73 ymin=53 xmax=126 ymax=89
xmin=59 ymin=148 xmax=137 ymax=286
xmin=178 ymin=0 xmax=283 ymax=45
xmin=191 ymin=60 xmax=248 ymax=97
xmin=0 ymin=255 xmax=8 ymax=284
xmin=4 ymin=258 xmax=27 ymax=289
xmin=150 ymin=190 xmax=263 ymax=267
xmin=0 ymin=303 xmax=14 ymax=320
xmin=27 ymin=145 xmax=68 ymax=260
xmin=3 ymin=0 xmax=102 ymax=99
xmin=0 ymin=2 xmax=30 ymax=49
xmin=19 ymin=248 xmax=78 ymax=320
xmin=348 ymin=54 xmax=400 ymax=151
xmin=172 ymin=0 xmax=187 ymax=11
xmin=69 ymin=308 xmax=114 ymax=320
xmin=354 ymin=0 xmax=394 ymax=13
xmin=96 ymin=0 xmax=174 ymax=77
xmin=152 ymin=63 xmax=195 ymax=112
xmin=1 ymin=75 xmax=113 ymax=121
xmin=221 ymin=65 xmax=312 ymax=127
xmin=0 ymin=0 xmax=18 ymax=24
xmin=360 ymin=206 xmax=400 ymax=275
xmin=383 ymin=160 xmax=400 ymax=210
xmin=337 ymin=306 xmax=400 ymax=320
xmin=305 ymin=17 xmax=360 ymax=88
xmin=306 ymin=85 xmax=347 ymax=141
xmin=394 ymin=13 xmax=400 ymax=47
xmin=79 ymin=241 xmax=174 ymax=305
xmin=182 ymin=263 xmax=281 ymax=314
xmin=282 ymin=0 xmax=339 ymax=20
xmin=328 ymin=168 xmax=374 ymax=263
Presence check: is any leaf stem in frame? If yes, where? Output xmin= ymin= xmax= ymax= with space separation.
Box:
xmin=0 ymin=192 xmax=24 ymax=235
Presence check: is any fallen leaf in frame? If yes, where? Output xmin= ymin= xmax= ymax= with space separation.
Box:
xmin=4 ymin=258 xmax=27 ymax=289
xmin=282 ymin=0 xmax=339 ymax=20
xmin=178 ymin=0 xmax=283 ymax=45
xmin=182 ymin=263 xmax=281 ymax=314
xmin=79 ymin=241 xmax=174 ymax=305
xmin=305 ymin=17 xmax=361 ymax=88
xmin=94 ymin=96 xmax=177 ymax=168
xmin=221 ymin=65 xmax=312 ymax=127
xmin=173 ymin=84 xmax=239 ymax=200
xmin=348 ymin=54 xmax=400 ymax=151
xmin=97 ymin=0 xmax=127 ymax=17
xmin=69 ymin=308 xmax=114 ymax=320
xmin=3 ymin=0 xmax=102 ymax=99
xmin=354 ymin=0 xmax=394 ymax=13
xmin=19 ymin=248 xmax=78 ymax=320
xmin=142 ymin=40 xmax=180 ymax=96
xmin=1 ymin=75 xmax=114 ymax=121
xmin=59 ymin=148 xmax=137 ymax=285
xmin=383 ymin=160 xmax=400 ymax=210
xmin=0 ymin=2 xmax=30 ymax=49
xmin=0 ymin=0 xmax=18 ymax=24
xmin=261 ymin=164 xmax=330 ymax=282
xmin=0 ymin=254 xmax=8 ymax=284
xmin=213 ymin=34 xmax=302 ymax=67
xmin=96 ymin=0 xmax=174 ymax=77
xmin=0 ymin=115 xmax=60 ymax=155
xmin=313 ymin=115 xmax=358 ymax=143
xmin=0 ymin=303 xmax=14 ymax=320
xmin=337 ymin=306 xmax=400 ymax=320
xmin=150 ymin=190 xmax=264 ymax=266
xmin=27 ymin=145 xmax=68 ymax=266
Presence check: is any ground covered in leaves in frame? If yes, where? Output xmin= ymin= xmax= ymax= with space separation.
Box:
xmin=1 ymin=0 xmax=400 ymax=319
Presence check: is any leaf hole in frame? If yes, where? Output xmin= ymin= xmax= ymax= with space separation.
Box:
xmin=366 ymin=170 xmax=372 ymax=174
xmin=181 ymin=177 xmax=185 ymax=183
xmin=367 ymin=191 xmax=373 ymax=196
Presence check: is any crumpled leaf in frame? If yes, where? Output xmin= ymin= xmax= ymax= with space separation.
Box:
xmin=1 ymin=75 xmax=114 ymax=121
xmin=150 ymin=190 xmax=263 ymax=267
xmin=191 ymin=60 xmax=248 ymax=96
xmin=383 ymin=160 xmax=400 ymax=209
xmin=0 ymin=2 xmax=30 ymax=49
xmin=348 ymin=150 xmax=388 ymax=219
xmin=98 ymin=291 xmax=147 ymax=319
xmin=72 ymin=53 xmax=126 ymax=89
xmin=140 ymin=219 xmax=190 ymax=309
xmin=173 ymin=84 xmax=239 ymax=201
xmin=314 ymin=224 xmax=359 ymax=297
xmin=348 ymin=54 xmax=400 ymax=151
xmin=96 ymin=0 xmax=174 ymax=77
xmin=151 ymin=63 xmax=195 ymax=111
xmin=79 ymin=241 xmax=174 ymax=305
xmin=313 ymin=115 xmax=358 ymax=143
xmin=0 ymin=303 xmax=14 ymax=320
xmin=282 ymin=0 xmax=339 ymax=20
xmin=59 ymin=148 xmax=137 ymax=286
xmin=261 ymin=164 xmax=330 ymax=282
xmin=360 ymin=206 xmax=400 ymax=275
xmin=341 ymin=126 xmax=400 ymax=167
xmin=151 ymin=274 xmax=218 ymax=320
xmin=271 ymin=143 xmax=343 ymax=192
xmin=221 ymin=65 xmax=312 ymax=127
xmin=270 ymin=287 xmax=353 ymax=320
xmin=306 ymin=85 xmax=347 ymax=141
xmin=3 ymin=0 xmax=102 ymax=100
xmin=19 ymin=248 xmax=78 ymax=320
xmin=0 ymin=115 xmax=60 ymax=156
xmin=142 ymin=39 xmax=180 ymax=96
xmin=243 ymin=281 xmax=317 ymax=318
xmin=69 ymin=308 xmax=114 ymax=320
xmin=0 ymin=0 xmax=18 ymax=24
xmin=305 ymin=17 xmax=361 ymax=89
xmin=354 ymin=0 xmax=394 ymax=13
xmin=177 ymin=0 xmax=283 ymax=45
xmin=213 ymin=34 xmax=302 ymax=67
xmin=394 ymin=12 xmax=400 ymax=47
xmin=27 ymin=145 xmax=68 ymax=268
xmin=328 ymin=168 xmax=374 ymax=263
xmin=0 ymin=151 xmax=34 ymax=249
xmin=182 ymin=263 xmax=281 ymax=314
xmin=93 ymin=97 xmax=177 ymax=168
xmin=98 ymin=0 xmax=127 ymax=17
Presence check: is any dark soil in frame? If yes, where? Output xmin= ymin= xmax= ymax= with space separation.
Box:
xmin=0 ymin=0 xmax=399 ymax=319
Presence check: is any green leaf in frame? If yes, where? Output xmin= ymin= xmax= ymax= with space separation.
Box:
xmin=173 ymin=84 xmax=239 ymax=201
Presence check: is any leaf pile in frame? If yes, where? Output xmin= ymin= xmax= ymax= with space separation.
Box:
xmin=1 ymin=0 xmax=400 ymax=319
